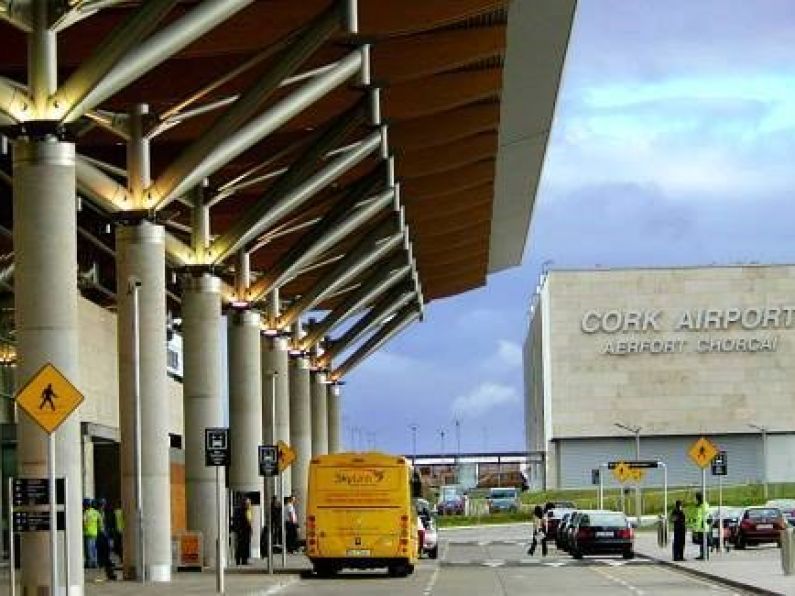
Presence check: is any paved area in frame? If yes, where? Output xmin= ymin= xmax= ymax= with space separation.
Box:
xmin=0 ymin=525 xmax=769 ymax=594
xmin=635 ymin=529 xmax=794 ymax=595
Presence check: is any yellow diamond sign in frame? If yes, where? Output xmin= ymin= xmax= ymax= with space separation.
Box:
xmin=689 ymin=436 xmax=719 ymax=469
xmin=16 ymin=363 xmax=84 ymax=434
xmin=277 ymin=440 xmax=296 ymax=473
xmin=612 ymin=461 xmax=630 ymax=483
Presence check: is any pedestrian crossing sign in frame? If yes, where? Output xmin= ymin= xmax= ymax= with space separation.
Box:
xmin=16 ymin=363 xmax=84 ymax=434
xmin=688 ymin=436 xmax=719 ymax=469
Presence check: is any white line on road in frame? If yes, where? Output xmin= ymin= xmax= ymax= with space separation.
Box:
xmin=423 ymin=565 xmax=440 ymax=596
xmin=258 ymin=575 xmax=299 ymax=595
xmin=591 ymin=565 xmax=646 ymax=596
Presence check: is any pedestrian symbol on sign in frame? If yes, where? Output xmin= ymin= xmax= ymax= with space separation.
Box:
xmin=39 ymin=383 xmax=57 ymax=411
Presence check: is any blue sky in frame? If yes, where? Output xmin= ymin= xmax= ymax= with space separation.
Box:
xmin=340 ymin=0 xmax=795 ymax=455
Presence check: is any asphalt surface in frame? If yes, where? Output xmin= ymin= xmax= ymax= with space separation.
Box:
xmin=281 ymin=524 xmax=748 ymax=595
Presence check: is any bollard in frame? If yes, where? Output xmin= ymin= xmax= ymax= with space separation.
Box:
xmin=781 ymin=527 xmax=794 ymax=575
xmin=657 ymin=515 xmax=668 ymax=548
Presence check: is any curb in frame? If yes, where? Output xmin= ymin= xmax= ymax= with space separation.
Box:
xmin=638 ymin=551 xmax=783 ymax=596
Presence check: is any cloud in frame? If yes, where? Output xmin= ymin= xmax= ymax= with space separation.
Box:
xmin=496 ymin=340 xmax=522 ymax=369
xmin=451 ymin=383 xmax=520 ymax=419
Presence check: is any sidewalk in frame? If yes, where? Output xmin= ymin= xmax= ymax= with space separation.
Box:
xmin=0 ymin=554 xmax=312 ymax=595
xmin=634 ymin=531 xmax=794 ymax=595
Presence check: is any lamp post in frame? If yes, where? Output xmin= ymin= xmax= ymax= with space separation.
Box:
xmin=454 ymin=418 xmax=462 ymax=483
xmin=409 ymin=423 xmax=418 ymax=464
xmin=749 ymin=424 xmax=769 ymax=499
xmin=615 ymin=422 xmax=642 ymax=527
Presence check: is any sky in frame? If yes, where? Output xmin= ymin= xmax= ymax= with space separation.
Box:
xmin=340 ymin=0 xmax=795 ymax=456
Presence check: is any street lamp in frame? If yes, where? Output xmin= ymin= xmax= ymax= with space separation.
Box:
xmin=409 ymin=423 xmax=418 ymax=464
xmin=453 ymin=418 xmax=462 ymax=483
xmin=749 ymin=423 xmax=769 ymax=499
xmin=615 ymin=422 xmax=642 ymax=527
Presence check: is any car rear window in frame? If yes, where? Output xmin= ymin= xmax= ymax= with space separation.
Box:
xmin=490 ymin=490 xmax=516 ymax=499
xmin=748 ymin=508 xmax=780 ymax=519
xmin=581 ymin=513 xmax=627 ymax=527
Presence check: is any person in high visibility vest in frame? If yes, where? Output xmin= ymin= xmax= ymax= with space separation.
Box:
xmin=113 ymin=505 xmax=124 ymax=560
xmin=691 ymin=492 xmax=710 ymax=560
xmin=83 ymin=499 xmax=103 ymax=568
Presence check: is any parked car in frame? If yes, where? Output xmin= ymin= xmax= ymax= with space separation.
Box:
xmin=732 ymin=506 xmax=787 ymax=549
xmin=486 ymin=487 xmax=520 ymax=513
xmin=691 ymin=506 xmax=744 ymax=546
xmin=561 ymin=510 xmax=587 ymax=553
xmin=419 ymin=516 xmax=438 ymax=559
xmin=766 ymin=499 xmax=795 ymax=526
xmin=546 ymin=508 xmax=574 ymax=542
xmin=437 ymin=485 xmax=466 ymax=515
xmin=555 ymin=511 xmax=574 ymax=550
xmin=569 ymin=510 xmax=634 ymax=560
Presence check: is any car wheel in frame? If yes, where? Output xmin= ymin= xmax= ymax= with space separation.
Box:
xmin=429 ymin=546 xmax=438 ymax=559
xmin=622 ymin=549 xmax=634 ymax=560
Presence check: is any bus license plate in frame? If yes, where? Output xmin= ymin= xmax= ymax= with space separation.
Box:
xmin=347 ymin=549 xmax=371 ymax=556
xmin=596 ymin=531 xmax=613 ymax=537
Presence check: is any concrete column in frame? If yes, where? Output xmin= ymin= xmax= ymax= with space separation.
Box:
xmin=311 ymin=371 xmax=328 ymax=456
xmin=289 ymin=354 xmax=311 ymax=532
xmin=13 ymin=138 xmax=84 ymax=594
xmin=262 ymin=335 xmax=290 ymax=495
xmin=82 ymin=436 xmax=95 ymax=499
xmin=228 ymin=309 xmax=262 ymax=557
xmin=327 ymin=383 xmax=342 ymax=454
xmin=182 ymin=272 xmax=223 ymax=566
xmin=116 ymin=221 xmax=172 ymax=581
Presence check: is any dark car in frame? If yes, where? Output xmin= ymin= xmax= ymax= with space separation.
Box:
xmin=767 ymin=500 xmax=795 ymax=527
xmin=561 ymin=510 xmax=587 ymax=553
xmin=555 ymin=512 xmax=574 ymax=550
xmin=692 ymin=506 xmax=743 ymax=547
xmin=733 ymin=506 xmax=787 ymax=549
xmin=546 ymin=508 xmax=574 ymax=542
xmin=569 ymin=511 xmax=634 ymax=559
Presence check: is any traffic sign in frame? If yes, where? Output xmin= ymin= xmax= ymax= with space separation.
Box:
xmin=277 ymin=440 xmax=296 ymax=473
xmin=612 ymin=461 xmax=630 ymax=483
xmin=591 ymin=469 xmax=600 ymax=485
xmin=15 ymin=363 xmax=84 ymax=434
xmin=13 ymin=510 xmax=65 ymax=532
xmin=689 ymin=436 xmax=719 ymax=469
xmin=12 ymin=478 xmax=65 ymax=507
xmin=711 ymin=450 xmax=728 ymax=476
xmin=259 ymin=445 xmax=279 ymax=477
xmin=608 ymin=460 xmax=660 ymax=470
xmin=205 ymin=428 xmax=230 ymax=467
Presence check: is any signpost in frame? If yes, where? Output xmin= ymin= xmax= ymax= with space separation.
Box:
xmin=711 ymin=450 xmax=728 ymax=553
xmin=258 ymin=445 xmax=279 ymax=574
xmin=276 ymin=440 xmax=295 ymax=566
xmin=205 ymin=428 xmax=229 ymax=594
xmin=14 ymin=362 xmax=84 ymax=596
xmin=689 ymin=436 xmax=719 ymax=561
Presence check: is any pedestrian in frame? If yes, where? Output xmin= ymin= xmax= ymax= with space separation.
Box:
xmin=526 ymin=505 xmax=548 ymax=557
xmin=285 ymin=495 xmax=299 ymax=554
xmin=113 ymin=503 xmax=124 ymax=561
xmin=271 ymin=495 xmax=282 ymax=549
xmin=233 ymin=497 xmax=253 ymax=565
xmin=670 ymin=500 xmax=686 ymax=561
xmin=691 ymin=492 xmax=710 ymax=560
xmin=83 ymin=499 xmax=102 ymax=569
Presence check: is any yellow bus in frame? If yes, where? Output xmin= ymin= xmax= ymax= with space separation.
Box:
xmin=306 ymin=451 xmax=420 ymax=577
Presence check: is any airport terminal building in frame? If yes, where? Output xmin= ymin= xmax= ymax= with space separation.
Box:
xmin=523 ymin=265 xmax=795 ymax=489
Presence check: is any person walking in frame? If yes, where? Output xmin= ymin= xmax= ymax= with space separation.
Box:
xmin=692 ymin=492 xmax=710 ymax=560
xmin=670 ymin=500 xmax=686 ymax=561
xmin=270 ymin=495 xmax=282 ymax=551
xmin=233 ymin=498 xmax=253 ymax=565
xmin=526 ymin=505 xmax=548 ymax=557
xmin=83 ymin=499 xmax=102 ymax=569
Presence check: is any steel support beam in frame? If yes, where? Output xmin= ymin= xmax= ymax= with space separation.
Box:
xmin=320 ymin=285 xmax=416 ymax=365
xmin=331 ymin=304 xmax=420 ymax=380
xmin=75 ymin=155 xmax=130 ymax=210
xmin=0 ymin=0 xmax=31 ymax=31
xmin=278 ymin=217 xmax=405 ymax=329
xmin=248 ymin=184 xmax=394 ymax=302
xmin=54 ymin=0 xmax=178 ymax=118
xmin=62 ymin=0 xmax=254 ymax=122
xmin=208 ymin=127 xmax=381 ymax=265
xmin=299 ymin=256 xmax=411 ymax=350
xmin=153 ymin=7 xmax=340 ymax=205
xmin=150 ymin=49 xmax=364 ymax=209
xmin=0 ymin=77 xmax=31 ymax=122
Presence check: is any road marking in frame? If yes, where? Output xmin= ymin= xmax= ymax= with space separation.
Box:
xmin=591 ymin=565 xmax=646 ymax=595
xmin=654 ymin=564 xmax=743 ymax=594
xmin=259 ymin=576 xmax=298 ymax=595
xmin=483 ymin=560 xmax=505 ymax=568
xmin=423 ymin=565 xmax=440 ymax=596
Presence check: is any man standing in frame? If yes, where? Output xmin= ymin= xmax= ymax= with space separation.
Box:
xmin=692 ymin=492 xmax=710 ymax=560
xmin=233 ymin=497 xmax=253 ymax=565
xmin=670 ymin=500 xmax=686 ymax=561
xmin=285 ymin=496 xmax=299 ymax=554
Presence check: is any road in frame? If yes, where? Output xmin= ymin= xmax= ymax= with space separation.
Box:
xmin=280 ymin=524 xmax=749 ymax=595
